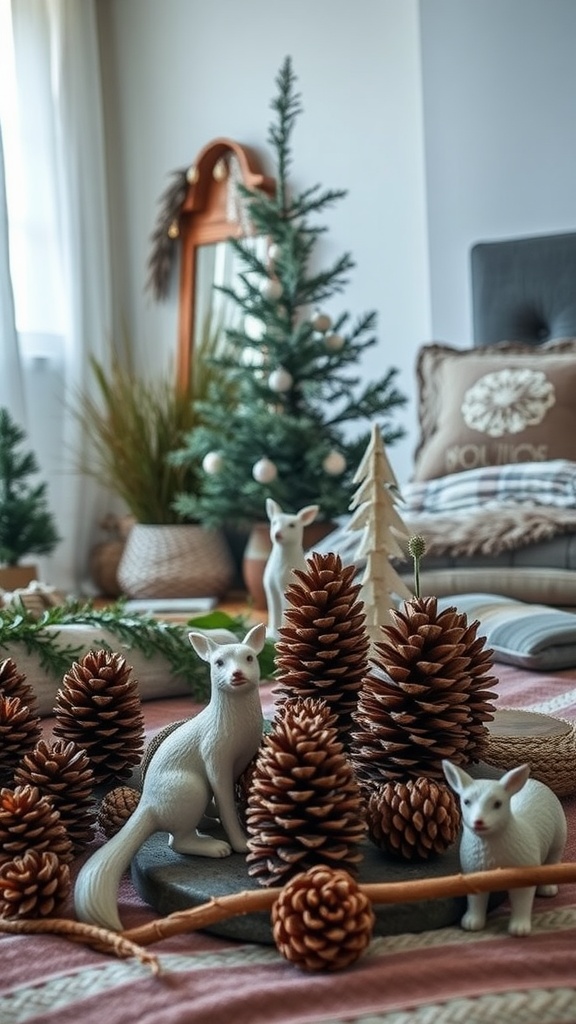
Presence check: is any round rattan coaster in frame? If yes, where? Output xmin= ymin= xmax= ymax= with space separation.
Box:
xmin=485 ymin=709 xmax=576 ymax=797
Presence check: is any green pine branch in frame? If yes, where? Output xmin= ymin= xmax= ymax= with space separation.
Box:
xmin=0 ymin=602 xmax=276 ymax=699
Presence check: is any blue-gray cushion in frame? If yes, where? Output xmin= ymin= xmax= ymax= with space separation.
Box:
xmin=437 ymin=593 xmax=576 ymax=671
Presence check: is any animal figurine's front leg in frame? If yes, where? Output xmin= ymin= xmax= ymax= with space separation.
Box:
xmin=461 ymin=891 xmax=489 ymax=932
xmin=211 ymin=774 xmax=249 ymax=852
xmin=507 ymin=886 xmax=537 ymax=936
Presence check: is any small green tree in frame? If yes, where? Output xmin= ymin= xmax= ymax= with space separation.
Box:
xmin=172 ymin=56 xmax=406 ymax=528
xmin=0 ymin=408 xmax=60 ymax=566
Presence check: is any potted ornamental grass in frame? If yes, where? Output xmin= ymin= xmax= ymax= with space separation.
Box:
xmin=76 ymin=333 xmax=236 ymax=600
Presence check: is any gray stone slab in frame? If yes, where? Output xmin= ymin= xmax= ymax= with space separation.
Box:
xmin=131 ymin=833 xmax=505 ymax=944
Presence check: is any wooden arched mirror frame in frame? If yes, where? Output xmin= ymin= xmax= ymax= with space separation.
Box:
xmin=176 ymin=137 xmax=275 ymax=394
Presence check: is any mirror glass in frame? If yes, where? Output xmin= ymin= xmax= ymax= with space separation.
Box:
xmin=176 ymin=139 xmax=275 ymax=393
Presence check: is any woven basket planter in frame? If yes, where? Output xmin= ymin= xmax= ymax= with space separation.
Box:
xmin=117 ymin=523 xmax=235 ymax=600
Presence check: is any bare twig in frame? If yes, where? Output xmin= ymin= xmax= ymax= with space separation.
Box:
xmin=123 ymin=862 xmax=576 ymax=947
xmin=3 ymin=862 xmax=576 ymax=969
xmin=0 ymin=915 xmax=160 ymax=974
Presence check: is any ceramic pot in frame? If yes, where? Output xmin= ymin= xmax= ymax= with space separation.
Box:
xmin=117 ymin=523 xmax=235 ymax=599
xmin=242 ymin=520 xmax=336 ymax=611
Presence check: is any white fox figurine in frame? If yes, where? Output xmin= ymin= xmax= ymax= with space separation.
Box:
xmin=75 ymin=623 xmax=267 ymax=932
xmin=442 ymin=760 xmax=567 ymax=936
xmin=263 ymin=498 xmax=319 ymax=638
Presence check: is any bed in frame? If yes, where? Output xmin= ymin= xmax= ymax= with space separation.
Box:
xmin=396 ymin=230 xmax=576 ymax=608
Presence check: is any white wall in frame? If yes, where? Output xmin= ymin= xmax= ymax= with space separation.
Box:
xmin=97 ymin=0 xmax=430 ymax=485
xmin=420 ymin=0 xmax=576 ymax=344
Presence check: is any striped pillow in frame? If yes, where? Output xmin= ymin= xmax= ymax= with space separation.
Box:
xmin=403 ymin=460 xmax=576 ymax=514
xmin=438 ymin=593 xmax=576 ymax=670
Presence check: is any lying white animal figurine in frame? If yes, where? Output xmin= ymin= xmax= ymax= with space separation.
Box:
xmin=442 ymin=760 xmax=567 ymax=936
xmin=263 ymin=498 xmax=319 ymax=638
xmin=75 ymin=623 xmax=266 ymax=932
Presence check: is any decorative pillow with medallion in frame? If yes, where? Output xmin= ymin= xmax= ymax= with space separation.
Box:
xmin=413 ymin=339 xmax=576 ymax=481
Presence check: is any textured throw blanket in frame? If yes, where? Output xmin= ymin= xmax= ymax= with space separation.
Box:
xmin=404 ymin=505 xmax=576 ymax=559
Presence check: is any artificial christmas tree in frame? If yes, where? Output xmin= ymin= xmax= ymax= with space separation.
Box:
xmin=172 ymin=57 xmax=405 ymax=533
xmin=0 ymin=408 xmax=60 ymax=576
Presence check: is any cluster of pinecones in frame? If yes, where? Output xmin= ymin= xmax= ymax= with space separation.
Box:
xmin=0 ymin=650 xmax=145 ymax=919
xmin=245 ymin=550 xmax=498 ymax=968
xmin=245 ymin=552 xmax=497 ymax=886
xmin=0 ymin=548 xmax=498 ymax=971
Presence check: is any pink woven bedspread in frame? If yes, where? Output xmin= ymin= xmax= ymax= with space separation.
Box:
xmin=3 ymin=666 xmax=576 ymax=1024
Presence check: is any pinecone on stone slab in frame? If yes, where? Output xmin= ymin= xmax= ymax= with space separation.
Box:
xmin=14 ymin=739 xmax=97 ymax=852
xmin=98 ymin=785 xmax=141 ymax=838
xmin=0 ymin=785 xmax=73 ymax=866
xmin=366 ymin=777 xmax=461 ymax=861
xmin=53 ymin=650 xmax=145 ymax=785
xmin=246 ymin=697 xmax=366 ymax=887
xmin=0 ymin=849 xmax=71 ymax=918
xmin=351 ymin=596 xmax=497 ymax=787
xmin=274 ymin=552 xmax=369 ymax=748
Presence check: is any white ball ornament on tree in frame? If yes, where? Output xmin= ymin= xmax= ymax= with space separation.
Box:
xmin=252 ymin=457 xmax=278 ymax=484
xmin=259 ymin=276 xmax=283 ymax=301
xmin=311 ymin=310 xmax=332 ymax=333
xmin=268 ymin=242 xmax=281 ymax=261
xmin=323 ymin=450 xmax=347 ymax=475
xmin=268 ymin=367 xmax=293 ymax=393
xmin=244 ymin=314 xmax=266 ymax=341
xmin=202 ymin=451 xmax=224 ymax=475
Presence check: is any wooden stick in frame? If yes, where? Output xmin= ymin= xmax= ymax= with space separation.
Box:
xmin=0 ymin=916 xmax=160 ymax=974
xmin=2 ymin=862 xmax=575 ymax=966
xmin=123 ymin=861 xmax=576 ymax=947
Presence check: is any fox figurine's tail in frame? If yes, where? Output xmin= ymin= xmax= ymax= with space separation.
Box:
xmin=75 ymin=804 xmax=157 ymax=932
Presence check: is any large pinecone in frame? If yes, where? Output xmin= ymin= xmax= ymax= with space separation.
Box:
xmin=14 ymin=739 xmax=97 ymax=852
xmin=246 ymin=697 xmax=366 ymax=887
xmin=274 ymin=552 xmax=369 ymax=747
xmin=0 ymin=658 xmax=39 ymax=717
xmin=351 ymin=596 xmax=497 ymax=786
xmin=0 ymin=850 xmax=71 ymax=918
xmin=0 ymin=785 xmax=73 ymax=866
xmin=366 ymin=777 xmax=461 ymax=861
xmin=53 ymin=650 xmax=145 ymax=785
xmin=272 ymin=865 xmax=374 ymax=972
xmin=0 ymin=696 xmax=42 ymax=785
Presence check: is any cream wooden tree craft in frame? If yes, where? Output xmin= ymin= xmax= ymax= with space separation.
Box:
xmin=347 ymin=424 xmax=412 ymax=643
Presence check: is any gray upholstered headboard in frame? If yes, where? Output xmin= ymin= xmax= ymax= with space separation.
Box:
xmin=470 ymin=231 xmax=576 ymax=347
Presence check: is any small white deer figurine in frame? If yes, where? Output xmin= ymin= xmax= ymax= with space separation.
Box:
xmin=75 ymin=623 xmax=266 ymax=932
xmin=263 ymin=498 xmax=319 ymax=638
xmin=442 ymin=760 xmax=567 ymax=936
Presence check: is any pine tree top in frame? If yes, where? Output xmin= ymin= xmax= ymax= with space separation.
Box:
xmin=173 ymin=57 xmax=406 ymax=529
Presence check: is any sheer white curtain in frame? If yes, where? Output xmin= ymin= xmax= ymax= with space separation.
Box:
xmin=3 ymin=0 xmax=112 ymax=592
xmin=0 ymin=126 xmax=25 ymax=424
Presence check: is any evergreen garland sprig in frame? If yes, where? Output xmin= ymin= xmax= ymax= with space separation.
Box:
xmin=0 ymin=602 xmax=276 ymax=700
